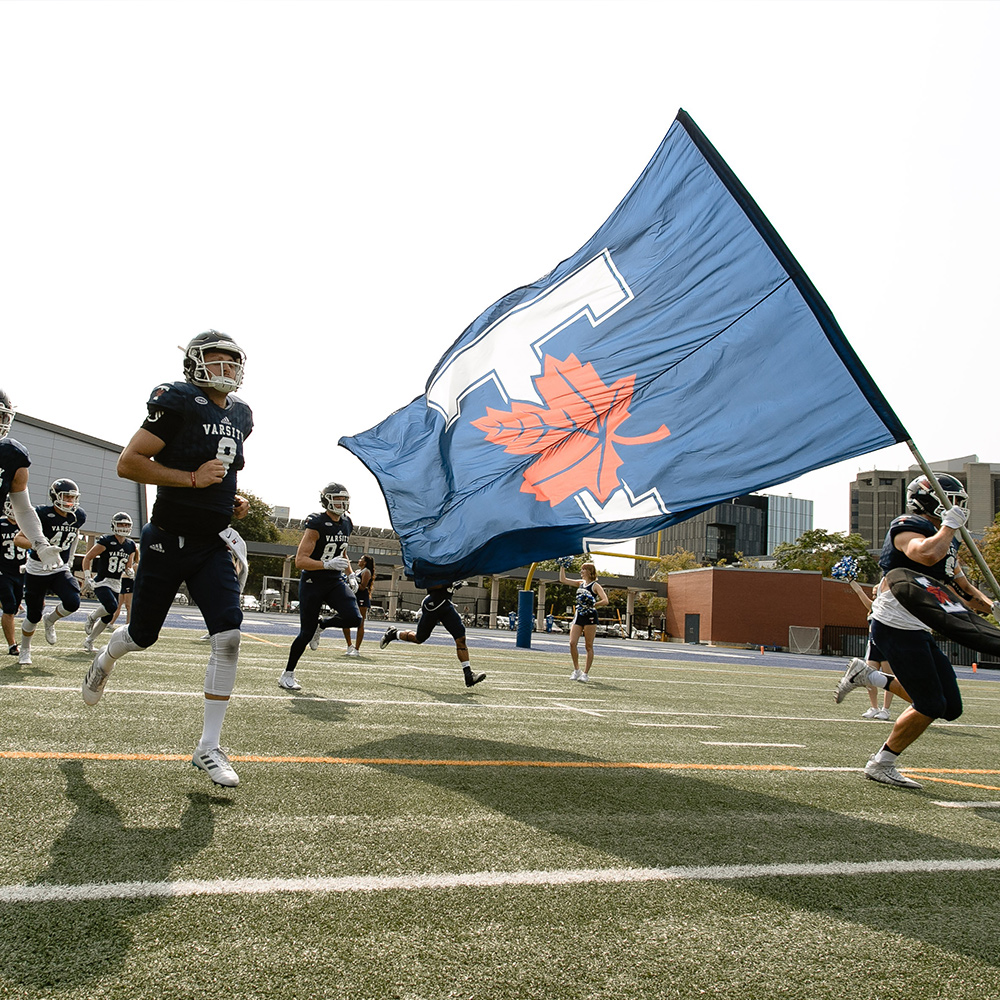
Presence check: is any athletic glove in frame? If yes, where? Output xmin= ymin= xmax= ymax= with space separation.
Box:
xmin=84 ymin=572 xmax=95 ymax=590
xmin=942 ymin=506 xmax=969 ymax=530
xmin=347 ymin=572 xmax=359 ymax=594
xmin=36 ymin=543 xmax=64 ymax=572
xmin=323 ymin=555 xmax=351 ymax=572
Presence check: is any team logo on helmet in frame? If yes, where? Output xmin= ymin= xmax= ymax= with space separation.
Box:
xmin=905 ymin=474 xmax=968 ymax=520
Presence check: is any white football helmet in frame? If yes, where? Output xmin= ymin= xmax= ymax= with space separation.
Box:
xmin=320 ymin=482 xmax=350 ymax=515
xmin=111 ymin=512 xmax=133 ymax=538
xmin=182 ymin=330 xmax=246 ymax=394
xmin=49 ymin=478 xmax=80 ymax=514
xmin=0 ymin=388 xmax=14 ymax=439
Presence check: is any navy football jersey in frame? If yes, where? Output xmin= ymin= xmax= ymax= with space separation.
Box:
xmin=141 ymin=380 xmax=254 ymax=535
xmin=0 ymin=516 xmax=27 ymax=576
xmin=25 ymin=504 xmax=87 ymax=575
xmin=879 ymin=514 xmax=959 ymax=582
xmin=301 ymin=511 xmax=353 ymax=575
xmin=92 ymin=533 xmax=138 ymax=582
xmin=0 ymin=437 xmax=31 ymax=509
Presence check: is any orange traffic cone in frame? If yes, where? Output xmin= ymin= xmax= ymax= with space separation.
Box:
xmin=973 ymin=662 xmax=978 ymax=672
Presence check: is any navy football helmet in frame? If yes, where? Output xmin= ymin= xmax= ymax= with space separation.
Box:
xmin=49 ymin=478 xmax=80 ymax=514
xmin=182 ymin=330 xmax=246 ymax=393
xmin=0 ymin=388 xmax=14 ymax=439
xmin=320 ymin=482 xmax=350 ymax=515
xmin=905 ymin=474 xmax=968 ymax=519
xmin=111 ymin=512 xmax=133 ymax=538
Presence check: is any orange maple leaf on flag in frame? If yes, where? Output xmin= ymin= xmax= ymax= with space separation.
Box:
xmin=471 ymin=354 xmax=670 ymax=507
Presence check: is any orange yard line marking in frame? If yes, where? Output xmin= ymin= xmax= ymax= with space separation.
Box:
xmin=243 ymin=633 xmax=284 ymax=646
xmin=903 ymin=775 xmax=1000 ymax=792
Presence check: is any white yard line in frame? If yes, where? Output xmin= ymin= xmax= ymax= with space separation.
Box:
xmin=5 ymin=856 xmax=1000 ymax=904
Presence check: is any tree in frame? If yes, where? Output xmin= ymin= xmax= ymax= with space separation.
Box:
xmin=233 ymin=489 xmax=281 ymax=544
xmin=772 ymin=529 xmax=879 ymax=582
xmin=232 ymin=489 xmax=283 ymax=599
xmin=958 ymin=513 xmax=1000 ymax=616
xmin=651 ymin=547 xmax=700 ymax=581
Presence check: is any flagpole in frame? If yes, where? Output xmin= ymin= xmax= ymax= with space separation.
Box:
xmin=906 ymin=439 xmax=1000 ymax=598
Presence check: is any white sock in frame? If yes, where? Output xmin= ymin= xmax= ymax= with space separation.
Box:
xmin=199 ymin=699 xmax=229 ymax=750
xmin=874 ymin=746 xmax=899 ymax=764
xmin=91 ymin=619 xmax=108 ymax=640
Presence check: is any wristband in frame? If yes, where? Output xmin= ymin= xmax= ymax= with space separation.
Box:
xmin=191 ymin=471 xmax=197 ymax=488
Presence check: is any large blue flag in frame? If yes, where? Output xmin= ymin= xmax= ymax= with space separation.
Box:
xmin=340 ymin=110 xmax=908 ymax=586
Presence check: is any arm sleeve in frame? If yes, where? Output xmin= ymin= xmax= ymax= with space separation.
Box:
xmin=8 ymin=490 xmax=47 ymax=548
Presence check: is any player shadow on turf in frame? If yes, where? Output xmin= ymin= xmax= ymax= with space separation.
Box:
xmin=287 ymin=694 xmax=352 ymax=724
xmin=342 ymin=731 xmax=1000 ymax=968
xmin=384 ymin=682 xmax=487 ymax=705
xmin=0 ymin=761 xmax=228 ymax=990
xmin=0 ymin=661 xmax=56 ymax=682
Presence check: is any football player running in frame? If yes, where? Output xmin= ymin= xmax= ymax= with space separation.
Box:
xmin=834 ymin=475 xmax=1000 ymax=788
xmin=15 ymin=479 xmax=87 ymax=664
xmin=81 ymin=331 xmax=253 ymax=789
xmin=0 ymin=388 xmax=65 ymax=581
xmin=81 ymin=512 xmax=138 ymax=652
xmin=380 ymin=582 xmax=486 ymax=688
xmin=278 ymin=482 xmax=362 ymax=691
xmin=0 ymin=499 xmax=28 ymax=655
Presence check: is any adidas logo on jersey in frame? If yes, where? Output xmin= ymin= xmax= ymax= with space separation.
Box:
xmin=149 ymin=543 xmax=166 ymax=553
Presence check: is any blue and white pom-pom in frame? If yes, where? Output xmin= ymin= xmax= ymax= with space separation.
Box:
xmin=831 ymin=555 xmax=859 ymax=581
xmin=555 ymin=555 xmax=575 ymax=568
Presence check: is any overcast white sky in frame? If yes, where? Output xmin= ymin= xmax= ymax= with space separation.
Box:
xmin=2 ymin=0 xmax=995 ymax=570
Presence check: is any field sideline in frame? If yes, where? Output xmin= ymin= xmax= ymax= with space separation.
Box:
xmin=2 ymin=605 xmax=1000 ymax=999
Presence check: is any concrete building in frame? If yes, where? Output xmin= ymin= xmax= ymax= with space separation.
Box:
xmin=850 ymin=455 xmax=1000 ymax=549
xmin=633 ymin=493 xmax=813 ymax=579
xmin=9 ymin=413 xmax=146 ymax=547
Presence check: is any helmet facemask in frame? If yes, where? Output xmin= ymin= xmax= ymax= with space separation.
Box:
xmin=183 ymin=332 xmax=246 ymax=394
xmin=112 ymin=513 xmax=133 ymax=538
xmin=0 ymin=391 xmax=14 ymax=439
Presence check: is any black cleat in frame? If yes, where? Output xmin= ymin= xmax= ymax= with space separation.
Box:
xmin=380 ymin=626 xmax=398 ymax=649
xmin=464 ymin=668 xmax=486 ymax=687
xmin=8 ymin=644 xmax=18 ymax=655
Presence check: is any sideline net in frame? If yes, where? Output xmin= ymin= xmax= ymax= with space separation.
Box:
xmin=788 ymin=625 xmax=821 ymax=655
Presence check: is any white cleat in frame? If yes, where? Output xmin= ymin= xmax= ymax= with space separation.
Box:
xmin=43 ymin=613 xmax=58 ymax=645
xmin=570 ymin=669 xmax=582 ymax=681
xmin=191 ymin=746 xmax=239 ymax=787
xmin=834 ymin=657 xmax=874 ymax=703
xmin=18 ymin=646 xmax=32 ymax=666
xmin=864 ymin=755 xmax=921 ymax=789
xmin=345 ymin=646 xmax=359 ymax=658
xmin=309 ymin=626 xmax=321 ymax=651
xmin=84 ymin=615 xmax=96 ymax=638
xmin=278 ymin=670 xmax=302 ymax=691
xmin=82 ymin=649 xmax=113 ymax=706
xmin=577 ymin=672 xmax=589 ymax=683
xmin=82 ymin=636 xmax=94 ymax=654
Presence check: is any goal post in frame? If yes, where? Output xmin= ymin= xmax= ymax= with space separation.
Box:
xmin=788 ymin=626 xmax=821 ymax=655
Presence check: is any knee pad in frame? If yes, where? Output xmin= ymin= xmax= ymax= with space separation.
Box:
xmin=205 ymin=628 xmax=240 ymax=697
